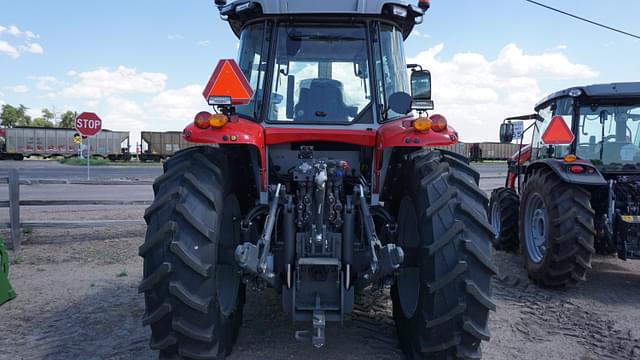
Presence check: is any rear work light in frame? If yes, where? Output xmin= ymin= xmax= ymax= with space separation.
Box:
xmin=430 ymin=114 xmax=448 ymax=132
xmin=418 ymin=0 xmax=430 ymax=11
xmin=391 ymin=5 xmax=408 ymax=17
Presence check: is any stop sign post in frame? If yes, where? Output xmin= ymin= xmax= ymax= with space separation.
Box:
xmin=75 ymin=112 xmax=103 ymax=180
xmin=75 ymin=112 xmax=102 ymax=137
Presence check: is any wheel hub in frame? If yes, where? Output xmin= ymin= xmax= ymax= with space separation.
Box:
xmin=490 ymin=200 xmax=501 ymax=237
xmin=524 ymin=193 xmax=548 ymax=264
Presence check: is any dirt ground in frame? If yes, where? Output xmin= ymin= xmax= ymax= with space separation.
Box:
xmin=1 ymin=182 xmax=640 ymax=359
xmin=2 ymin=220 xmax=640 ymax=360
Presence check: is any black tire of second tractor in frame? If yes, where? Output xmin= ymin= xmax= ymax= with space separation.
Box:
xmin=520 ymin=168 xmax=596 ymax=287
xmin=391 ymin=150 xmax=497 ymax=359
xmin=139 ymin=146 xmax=245 ymax=359
xmin=489 ymin=187 xmax=520 ymax=252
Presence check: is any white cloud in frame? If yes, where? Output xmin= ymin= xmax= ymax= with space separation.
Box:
xmin=61 ymin=66 xmax=168 ymax=98
xmin=0 ymin=25 xmax=43 ymax=58
xmin=198 ymin=40 xmax=210 ymax=47
xmin=492 ymin=43 xmax=597 ymax=79
xmin=0 ymin=40 xmax=19 ymax=58
xmin=148 ymin=85 xmax=204 ymax=124
xmin=412 ymin=30 xmax=430 ymax=39
xmin=0 ymin=25 xmax=39 ymax=38
xmin=28 ymin=76 xmax=60 ymax=91
xmin=7 ymin=85 xmax=29 ymax=93
xmin=21 ymin=43 xmax=44 ymax=54
xmin=408 ymin=43 xmax=598 ymax=141
xmin=103 ymin=97 xmax=146 ymax=132
xmin=168 ymin=34 xmax=184 ymax=40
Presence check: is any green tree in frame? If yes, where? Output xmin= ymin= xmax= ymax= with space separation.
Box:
xmin=1 ymin=104 xmax=31 ymax=127
xmin=59 ymin=110 xmax=76 ymax=128
xmin=31 ymin=117 xmax=55 ymax=128
xmin=41 ymin=108 xmax=55 ymax=122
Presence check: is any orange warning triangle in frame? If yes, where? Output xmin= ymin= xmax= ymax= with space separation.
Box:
xmin=202 ymin=59 xmax=254 ymax=106
xmin=542 ymin=115 xmax=575 ymax=145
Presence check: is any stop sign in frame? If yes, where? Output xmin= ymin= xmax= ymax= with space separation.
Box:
xmin=75 ymin=112 xmax=102 ymax=137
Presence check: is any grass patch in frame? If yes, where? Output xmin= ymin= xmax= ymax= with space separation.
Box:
xmin=58 ymin=157 xmax=162 ymax=167
xmin=10 ymin=256 xmax=24 ymax=265
xmin=60 ymin=157 xmax=112 ymax=166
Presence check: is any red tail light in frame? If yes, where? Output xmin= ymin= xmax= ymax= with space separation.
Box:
xmin=569 ymin=165 xmax=585 ymax=174
xmin=418 ymin=0 xmax=430 ymax=10
xmin=194 ymin=111 xmax=211 ymax=129
xmin=430 ymin=114 xmax=448 ymax=132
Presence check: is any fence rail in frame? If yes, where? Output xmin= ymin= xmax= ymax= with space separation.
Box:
xmin=1 ymin=169 xmax=151 ymax=251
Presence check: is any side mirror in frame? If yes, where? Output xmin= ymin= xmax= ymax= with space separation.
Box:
xmin=410 ymin=70 xmax=434 ymax=111
xmin=500 ymin=123 xmax=514 ymax=143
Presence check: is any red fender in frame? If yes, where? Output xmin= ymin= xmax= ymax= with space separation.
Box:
xmin=373 ymin=118 xmax=458 ymax=192
xmin=183 ymin=116 xmax=267 ymax=191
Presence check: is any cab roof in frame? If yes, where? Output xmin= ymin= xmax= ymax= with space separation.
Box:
xmin=219 ymin=0 xmax=426 ymax=38
xmin=234 ymin=0 xmax=417 ymax=14
xmin=535 ymin=82 xmax=640 ymax=110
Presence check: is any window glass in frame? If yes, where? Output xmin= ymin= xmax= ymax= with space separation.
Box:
xmin=375 ymin=24 xmax=410 ymax=120
xmin=577 ymin=103 xmax=640 ymax=167
xmin=268 ymin=25 xmax=371 ymax=123
xmin=236 ymin=22 xmax=268 ymax=120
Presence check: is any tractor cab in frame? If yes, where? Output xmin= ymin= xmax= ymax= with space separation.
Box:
xmin=493 ymin=83 xmax=640 ymax=291
xmin=214 ymin=0 xmax=433 ymax=125
xmin=501 ymin=83 xmax=640 ymax=174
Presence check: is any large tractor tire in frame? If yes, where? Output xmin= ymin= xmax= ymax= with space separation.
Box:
xmin=519 ymin=168 xmax=595 ymax=287
xmin=489 ymin=187 xmax=520 ymax=252
xmin=140 ymin=146 xmax=245 ymax=359
xmin=392 ymin=150 xmax=497 ymax=359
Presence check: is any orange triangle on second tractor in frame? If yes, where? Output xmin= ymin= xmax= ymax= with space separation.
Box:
xmin=202 ymin=59 xmax=254 ymax=105
xmin=542 ymin=115 xmax=575 ymax=145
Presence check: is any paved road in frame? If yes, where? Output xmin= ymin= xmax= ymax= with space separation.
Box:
xmin=0 ymin=160 xmax=508 ymax=199
xmin=0 ymin=160 xmax=162 ymax=181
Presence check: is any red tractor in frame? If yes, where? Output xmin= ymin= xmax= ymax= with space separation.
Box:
xmin=139 ymin=1 xmax=495 ymax=359
xmin=491 ymin=83 xmax=640 ymax=288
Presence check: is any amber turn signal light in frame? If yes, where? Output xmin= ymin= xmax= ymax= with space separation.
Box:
xmin=208 ymin=113 xmax=229 ymax=129
xmin=412 ymin=117 xmax=432 ymax=132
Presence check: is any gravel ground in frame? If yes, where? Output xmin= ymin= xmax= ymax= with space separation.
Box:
xmin=1 ymin=163 xmax=640 ymax=360
xmin=2 ymin=222 xmax=640 ymax=360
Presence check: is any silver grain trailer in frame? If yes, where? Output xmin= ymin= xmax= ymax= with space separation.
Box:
xmin=139 ymin=131 xmax=195 ymax=162
xmin=0 ymin=127 xmax=131 ymax=160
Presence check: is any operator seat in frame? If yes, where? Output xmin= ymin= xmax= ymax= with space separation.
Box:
xmin=295 ymin=79 xmax=354 ymax=121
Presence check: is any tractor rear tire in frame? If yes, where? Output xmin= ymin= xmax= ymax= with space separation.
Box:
xmin=392 ymin=150 xmax=497 ymax=359
xmin=520 ymin=168 xmax=595 ymax=287
xmin=489 ymin=187 xmax=520 ymax=252
xmin=140 ymin=146 xmax=245 ymax=359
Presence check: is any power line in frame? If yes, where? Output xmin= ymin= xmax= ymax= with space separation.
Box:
xmin=523 ymin=0 xmax=640 ymax=40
